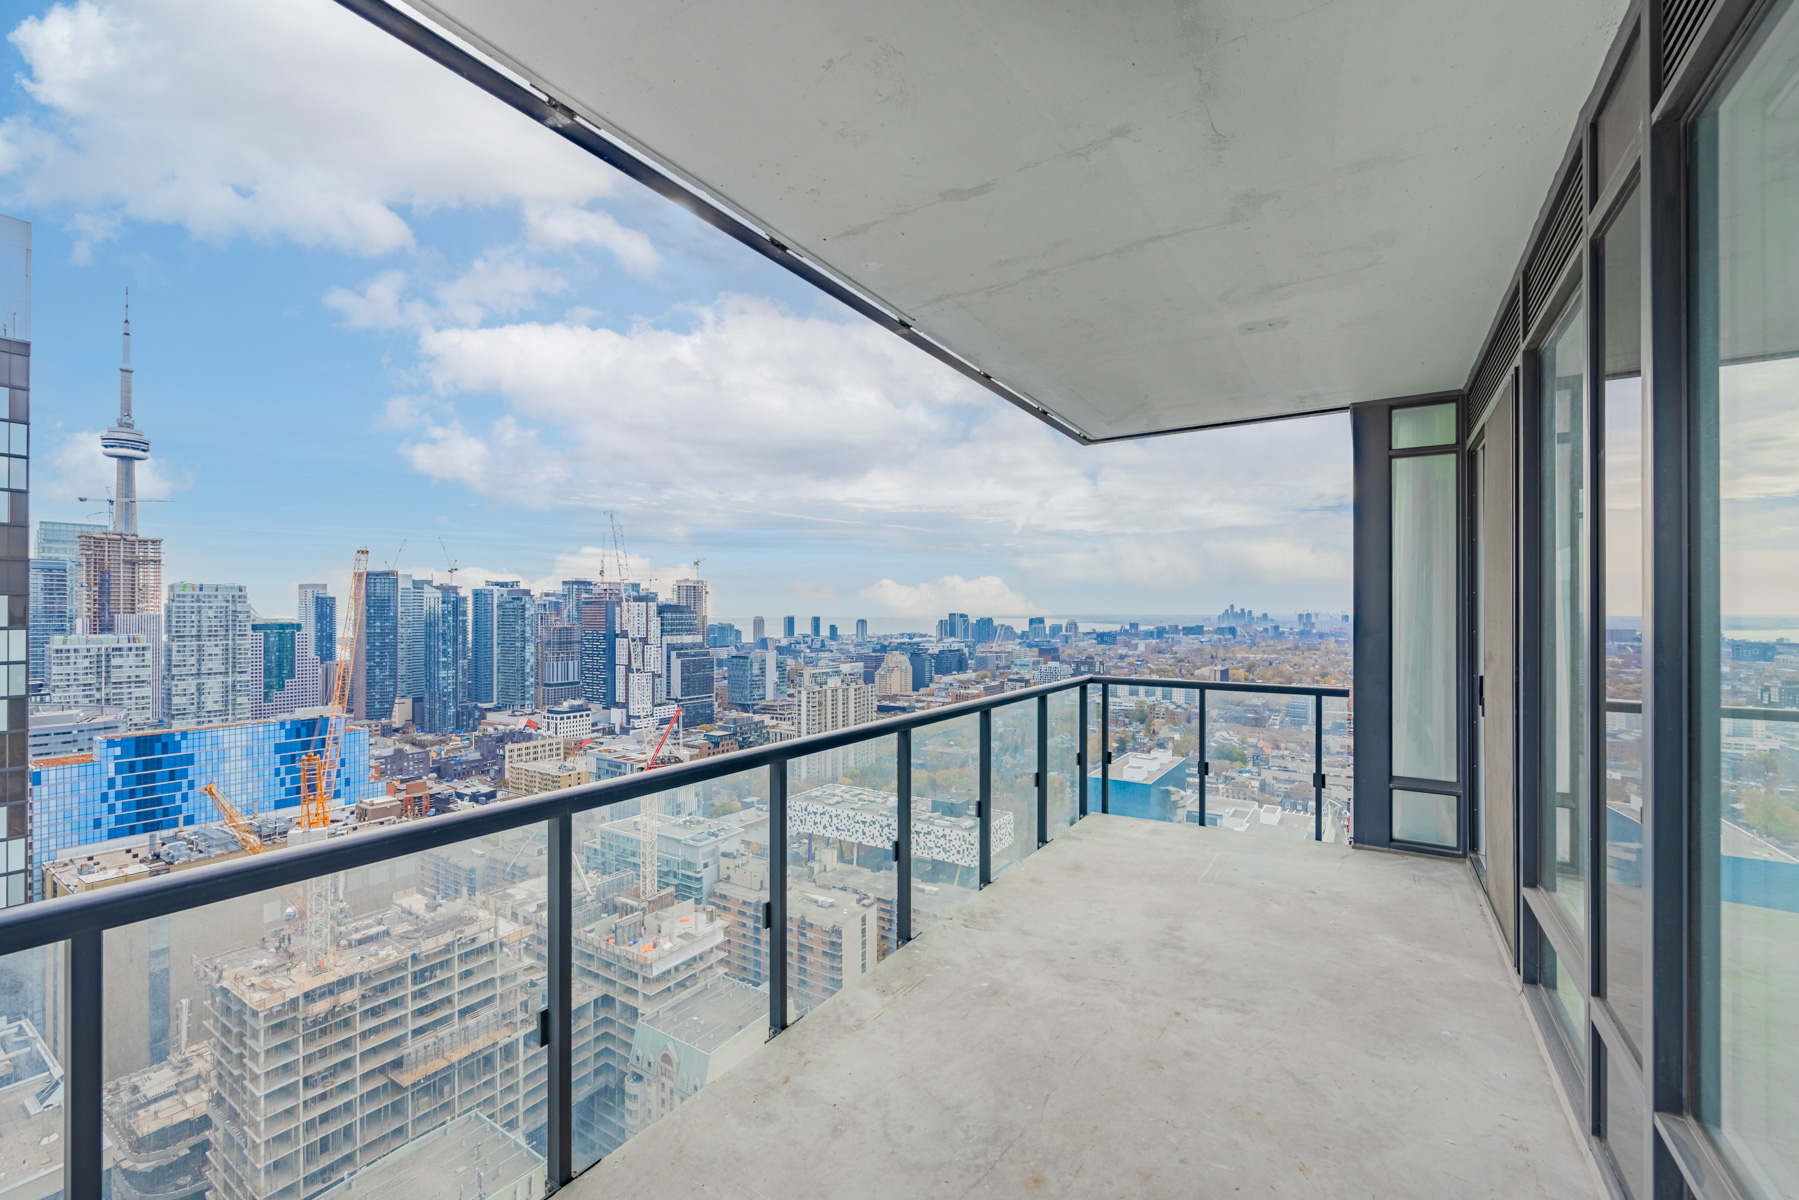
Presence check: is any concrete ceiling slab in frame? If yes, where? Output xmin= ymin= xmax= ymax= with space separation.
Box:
xmin=403 ymin=0 xmax=1629 ymax=440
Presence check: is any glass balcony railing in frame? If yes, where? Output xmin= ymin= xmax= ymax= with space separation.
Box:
xmin=1091 ymin=676 xmax=1353 ymax=843
xmin=0 ymin=674 xmax=1346 ymax=1197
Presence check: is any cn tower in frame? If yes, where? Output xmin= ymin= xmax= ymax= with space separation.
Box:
xmin=99 ymin=291 xmax=151 ymax=535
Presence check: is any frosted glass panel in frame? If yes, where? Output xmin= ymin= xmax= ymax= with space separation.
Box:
xmin=1392 ymin=788 xmax=1456 ymax=848
xmin=1391 ymin=452 xmax=1457 ymax=782
xmin=1391 ymin=403 xmax=1456 ymax=448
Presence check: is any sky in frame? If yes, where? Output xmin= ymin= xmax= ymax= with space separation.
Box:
xmin=0 ymin=0 xmax=1354 ymax=628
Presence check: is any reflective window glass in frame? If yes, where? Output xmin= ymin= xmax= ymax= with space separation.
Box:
xmin=1540 ymin=925 xmax=1587 ymax=1056
xmin=1605 ymin=1035 xmax=1648 ymax=1200
xmin=1540 ymin=299 xmax=1590 ymax=936
xmin=1693 ymin=1 xmax=1799 ymax=1192
xmin=1601 ymin=187 xmax=1647 ymax=1054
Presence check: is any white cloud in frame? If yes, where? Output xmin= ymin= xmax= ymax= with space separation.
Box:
xmin=40 ymin=425 xmax=190 ymax=511
xmin=380 ymin=294 xmax=1352 ymax=602
xmin=1 ymin=0 xmax=619 ymax=257
xmin=859 ymin=575 xmax=1041 ymax=616
xmin=524 ymin=205 xmax=659 ymax=278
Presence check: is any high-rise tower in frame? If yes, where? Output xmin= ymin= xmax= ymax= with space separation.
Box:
xmin=100 ymin=294 xmax=151 ymax=536
xmin=79 ymin=296 xmax=162 ymax=638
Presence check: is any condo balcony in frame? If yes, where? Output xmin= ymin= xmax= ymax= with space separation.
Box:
xmin=0 ymin=0 xmax=1794 ymax=1198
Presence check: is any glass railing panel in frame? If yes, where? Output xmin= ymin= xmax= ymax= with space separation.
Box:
xmin=910 ymin=717 xmax=981 ymax=932
xmin=1323 ymin=695 xmax=1355 ymax=844
xmin=1086 ymin=685 xmax=1104 ymax=815
xmin=571 ymin=770 xmax=769 ymax=1170
xmin=989 ymin=701 xmax=1035 ymax=876
xmin=787 ymin=736 xmax=896 ymax=1020
xmin=1047 ymin=689 xmax=1081 ymax=836
xmin=0 ymin=947 xmax=60 ymax=1189
xmin=1203 ymin=690 xmax=1319 ymax=838
xmin=104 ymin=826 xmax=551 ymax=1200
xmin=1103 ymin=683 xmax=1199 ymax=823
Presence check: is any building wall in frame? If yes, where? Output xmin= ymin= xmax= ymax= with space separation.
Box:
xmin=495 ymin=589 xmax=536 ymax=709
xmin=45 ymin=634 xmax=155 ymax=729
xmin=537 ymin=615 xmax=581 ymax=708
xmin=29 ymin=716 xmax=373 ymax=892
xmin=27 ymin=557 xmax=70 ymax=685
xmin=249 ymin=625 xmax=322 ymax=721
xmin=165 ymin=582 xmax=254 ymax=728
xmin=796 ymin=680 xmax=875 ymax=737
xmin=0 ymin=311 xmax=25 ymax=910
xmin=76 ymin=531 xmax=162 ymax=634
xmin=423 ymin=584 xmax=470 ymax=734
xmin=360 ymin=570 xmax=399 ymax=720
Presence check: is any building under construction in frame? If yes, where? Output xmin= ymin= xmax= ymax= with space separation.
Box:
xmin=198 ymin=891 xmax=545 ymax=1200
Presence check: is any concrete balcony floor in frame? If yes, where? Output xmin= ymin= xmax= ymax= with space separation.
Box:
xmin=568 ymin=814 xmax=1599 ymax=1199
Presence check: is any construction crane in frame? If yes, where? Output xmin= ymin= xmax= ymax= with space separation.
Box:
xmin=300 ymin=548 xmax=369 ymax=831
xmin=637 ymin=705 xmax=683 ymax=901
xmin=203 ymin=783 xmax=322 ymax=961
xmin=203 ymin=783 xmax=265 ymax=854
xmin=438 ymin=537 xmax=459 ymax=586
xmin=608 ymin=513 xmax=630 ymax=584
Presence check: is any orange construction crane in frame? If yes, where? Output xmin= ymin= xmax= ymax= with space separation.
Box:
xmin=300 ymin=548 xmax=369 ymax=830
xmin=204 ymin=781 xmax=317 ymax=946
xmin=204 ymin=782 xmax=265 ymax=855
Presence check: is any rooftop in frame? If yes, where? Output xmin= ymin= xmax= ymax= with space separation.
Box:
xmin=564 ymin=815 xmax=1596 ymax=1199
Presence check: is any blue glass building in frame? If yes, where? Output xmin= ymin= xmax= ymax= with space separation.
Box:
xmin=361 ymin=570 xmax=399 ymax=720
xmin=252 ymin=619 xmax=299 ymax=702
xmin=423 ymin=584 xmax=470 ymax=734
xmin=29 ymin=716 xmax=373 ymax=892
xmin=28 ymin=557 xmax=72 ymax=684
xmin=311 ymin=591 xmax=337 ymax=662
xmin=471 ymin=586 xmax=496 ymax=704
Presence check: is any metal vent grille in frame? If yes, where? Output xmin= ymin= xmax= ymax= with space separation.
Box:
xmin=1525 ymin=164 xmax=1584 ymax=330
xmin=1469 ymin=290 xmax=1521 ymax=424
xmin=1662 ymin=0 xmax=1720 ymax=88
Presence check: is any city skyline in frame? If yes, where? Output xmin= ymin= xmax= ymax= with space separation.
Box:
xmin=0 ymin=0 xmax=1356 ymax=623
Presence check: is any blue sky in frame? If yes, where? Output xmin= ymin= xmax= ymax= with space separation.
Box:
xmin=0 ymin=0 xmax=1353 ymax=627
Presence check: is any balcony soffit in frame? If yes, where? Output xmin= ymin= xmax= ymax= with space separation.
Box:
xmin=403 ymin=0 xmax=1629 ymax=442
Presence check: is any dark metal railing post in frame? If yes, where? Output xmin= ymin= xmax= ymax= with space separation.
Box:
xmin=64 ymin=930 xmax=103 ymax=1200
xmin=1100 ymin=684 xmax=1111 ymax=814
xmin=978 ymin=710 xmax=993 ymax=886
xmin=1036 ymin=694 xmax=1049 ymax=846
xmin=768 ymin=759 xmax=789 ymax=1035
xmin=1078 ymin=683 xmax=1089 ymax=817
xmin=896 ymin=730 xmax=913 ymax=946
xmin=1313 ymin=694 xmax=1326 ymax=842
xmin=1196 ymin=686 xmax=1208 ymax=828
xmin=546 ymin=813 xmax=573 ymax=1187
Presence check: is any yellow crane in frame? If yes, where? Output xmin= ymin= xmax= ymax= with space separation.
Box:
xmin=299 ymin=548 xmax=369 ymax=830
xmin=203 ymin=782 xmax=321 ymax=959
xmin=203 ymin=782 xmax=265 ymax=855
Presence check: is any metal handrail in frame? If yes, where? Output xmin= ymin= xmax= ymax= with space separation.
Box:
xmin=1092 ymin=673 xmax=1351 ymax=697
xmin=0 ymin=674 xmax=1350 ymax=954
xmin=1 ymin=676 xmax=1074 ymax=954
xmin=1603 ymin=697 xmax=1799 ymax=723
